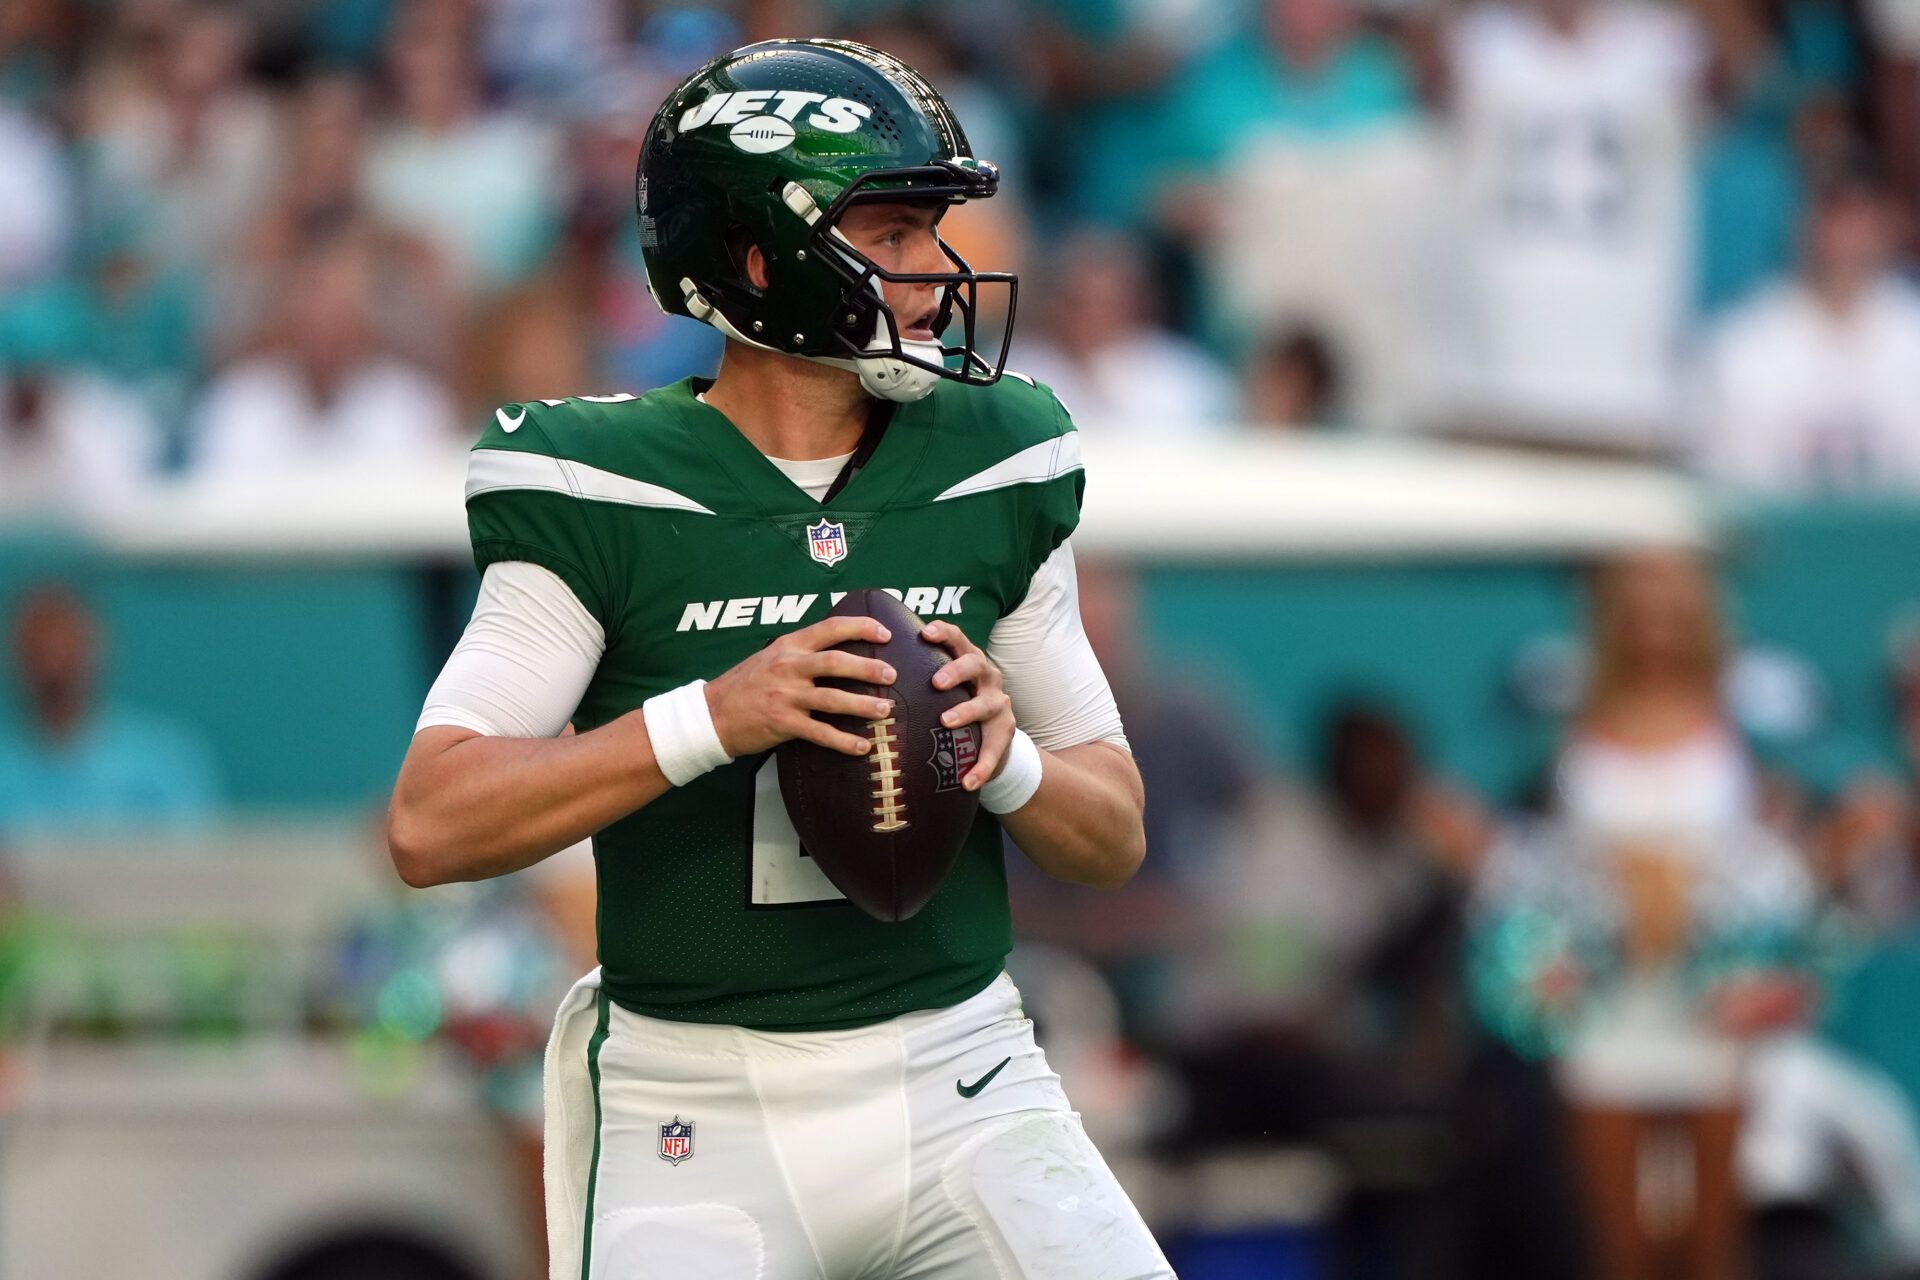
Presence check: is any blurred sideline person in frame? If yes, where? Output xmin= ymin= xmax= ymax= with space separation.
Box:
xmin=222 ymin=71 xmax=456 ymax=377
xmin=363 ymin=3 xmax=562 ymax=298
xmin=0 ymin=100 xmax=69 ymax=291
xmin=0 ymin=584 xmax=220 ymax=838
xmin=1013 ymin=228 xmax=1239 ymax=439
xmin=1552 ymin=551 xmax=1804 ymax=1280
xmin=387 ymin=41 xmax=1173 ymax=1280
xmin=0 ymin=297 xmax=163 ymax=519
xmin=1470 ymin=550 xmax=1920 ymax=1280
xmin=1171 ymin=700 xmax=1589 ymax=1280
xmin=1164 ymin=0 xmax=1435 ymax=431
xmin=1696 ymin=166 xmax=1920 ymax=495
xmin=1008 ymin=557 xmax=1259 ymax=1043
xmin=335 ymin=834 xmax=599 ymax=1274
xmin=1439 ymin=0 xmax=1705 ymax=453
xmin=79 ymin=3 xmax=278 ymax=277
xmin=1245 ymin=326 xmax=1344 ymax=429
xmin=190 ymin=234 xmax=456 ymax=478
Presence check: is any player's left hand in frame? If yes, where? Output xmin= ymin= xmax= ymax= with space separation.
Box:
xmin=921 ymin=620 xmax=1014 ymax=791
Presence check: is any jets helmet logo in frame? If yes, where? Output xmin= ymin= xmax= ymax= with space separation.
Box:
xmin=678 ymin=89 xmax=874 ymax=154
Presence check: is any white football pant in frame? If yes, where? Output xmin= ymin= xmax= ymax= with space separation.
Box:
xmin=543 ymin=969 xmax=1176 ymax=1279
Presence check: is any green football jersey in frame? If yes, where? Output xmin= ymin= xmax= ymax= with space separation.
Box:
xmin=463 ymin=375 xmax=1083 ymax=1030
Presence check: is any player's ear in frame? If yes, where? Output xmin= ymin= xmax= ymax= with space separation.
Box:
xmin=746 ymin=244 xmax=770 ymax=290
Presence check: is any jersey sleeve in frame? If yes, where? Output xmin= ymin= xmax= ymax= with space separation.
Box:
xmin=988 ymin=541 xmax=1129 ymax=753
xmin=463 ymin=404 xmax=619 ymax=629
xmin=1006 ymin=377 xmax=1087 ymax=611
xmin=416 ymin=561 xmax=606 ymax=738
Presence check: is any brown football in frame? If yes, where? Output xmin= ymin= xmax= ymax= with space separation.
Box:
xmin=776 ymin=589 xmax=983 ymax=921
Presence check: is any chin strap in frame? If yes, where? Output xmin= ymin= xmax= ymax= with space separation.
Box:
xmin=683 ymin=276 xmax=943 ymax=403
xmin=811 ymin=328 xmax=945 ymax=402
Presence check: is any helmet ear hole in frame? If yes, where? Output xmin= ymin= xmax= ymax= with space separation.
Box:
xmin=724 ymin=226 xmax=766 ymax=294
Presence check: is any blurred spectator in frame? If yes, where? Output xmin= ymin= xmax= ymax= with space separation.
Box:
xmin=1008 ymin=557 xmax=1259 ymax=1039
xmin=0 ymin=289 xmax=164 ymax=518
xmin=479 ymin=0 xmax=622 ymax=112
xmin=1029 ymin=0 xmax=1229 ymax=228
xmin=1014 ymin=228 xmax=1238 ymax=438
xmin=0 ymin=102 xmax=71 ymax=290
xmin=225 ymin=72 xmax=454 ymax=372
xmin=1869 ymin=0 xmax=1920 ymax=237
xmin=363 ymin=2 xmax=562 ymax=297
xmin=1158 ymin=0 xmax=1418 ymax=170
xmin=190 ymin=235 xmax=457 ymax=478
xmin=1474 ymin=550 xmax=1823 ymax=1279
xmin=1175 ymin=700 xmax=1488 ymax=1041
xmin=62 ymin=224 xmax=203 ymax=444
xmin=1170 ymin=700 xmax=1588 ymax=1280
xmin=334 ymin=836 xmax=595 ymax=1266
xmin=460 ymin=85 xmax=719 ymax=409
xmin=1165 ymin=0 xmax=1435 ymax=429
xmin=0 ymin=0 xmax=84 ymax=110
xmin=1696 ymin=166 xmax=1920 ymax=495
xmin=1245 ymin=325 xmax=1344 ymax=429
xmin=1822 ymin=623 xmax=1920 ymax=931
xmin=1438 ymin=0 xmax=1707 ymax=453
xmin=1692 ymin=0 xmax=1805 ymax=313
xmin=0 ymin=584 xmax=221 ymax=837
xmin=80 ymin=3 xmax=281 ymax=277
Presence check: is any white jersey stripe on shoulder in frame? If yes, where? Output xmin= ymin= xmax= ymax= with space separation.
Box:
xmin=466 ymin=448 xmax=715 ymax=515
xmin=932 ymin=432 xmax=1084 ymax=502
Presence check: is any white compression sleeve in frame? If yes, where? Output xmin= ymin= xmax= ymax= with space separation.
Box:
xmin=987 ymin=540 xmax=1129 ymax=754
xmin=416 ymin=561 xmax=607 ymax=738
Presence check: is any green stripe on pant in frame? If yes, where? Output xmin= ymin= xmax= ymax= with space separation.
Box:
xmin=581 ymin=989 xmax=611 ymax=1280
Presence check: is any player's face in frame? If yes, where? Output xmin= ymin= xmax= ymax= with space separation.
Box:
xmin=837 ymin=202 xmax=948 ymax=343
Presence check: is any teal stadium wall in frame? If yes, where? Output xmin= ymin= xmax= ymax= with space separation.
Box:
xmin=1 ymin=504 xmax=1917 ymax=812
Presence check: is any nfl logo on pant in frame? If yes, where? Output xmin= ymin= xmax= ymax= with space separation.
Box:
xmin=658 ymin=1116 xmax=694 ymax=1165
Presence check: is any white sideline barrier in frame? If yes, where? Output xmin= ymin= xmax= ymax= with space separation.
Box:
xmin=0 ymin=830 xmax=537 ymax=1280
xmin=83 ymin=434 xmax=1709 ymax=562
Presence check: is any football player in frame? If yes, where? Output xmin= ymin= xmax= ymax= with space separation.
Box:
xmin=387 ymin=38 xmax=1174 ymax=1280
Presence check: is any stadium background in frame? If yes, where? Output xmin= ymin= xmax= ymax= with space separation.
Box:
xmin=6 ymin=0 xmax=1920 ymax=1276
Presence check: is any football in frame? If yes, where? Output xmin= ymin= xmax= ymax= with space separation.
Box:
xmin=777 ymin=589 xmax=984 ymax=921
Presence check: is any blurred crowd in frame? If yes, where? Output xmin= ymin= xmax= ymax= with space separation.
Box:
xmin=11 ymin=1 xmax=1920 ymax=1278
xmin=4 ymin=0 xmax=1920 ymax=503
xmin=1008 ymin=547 xmax=1920 ymax=1280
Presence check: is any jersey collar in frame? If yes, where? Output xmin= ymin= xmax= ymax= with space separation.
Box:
xmin=674 ymin=377 xmax=930 ymax=517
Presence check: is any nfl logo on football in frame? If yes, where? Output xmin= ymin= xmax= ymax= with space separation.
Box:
xmin=807 ymin=518 xmax=848 ymax=566
xmin=658 ymin=1117 xmax=694 ymax=1166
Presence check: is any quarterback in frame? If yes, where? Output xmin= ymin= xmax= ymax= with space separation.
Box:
xmin=388 ymin=38 xmax=1174 ymax=1280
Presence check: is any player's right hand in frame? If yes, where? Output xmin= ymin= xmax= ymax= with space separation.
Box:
xmin=704 ymin=615 xmax=897 ymax=758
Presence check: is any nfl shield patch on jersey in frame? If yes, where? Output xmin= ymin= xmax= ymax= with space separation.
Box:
xmin=658 ymin=1116 xmax=694 ymax=1165
xmin=806 ymin=518 xmax=848 ymax=566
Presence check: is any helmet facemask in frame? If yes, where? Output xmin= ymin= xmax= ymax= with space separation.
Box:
xmin=784 ymin=163 xmax=1018 ymax=402
xmin=680 ymin=161 xmax=1017 ymax=403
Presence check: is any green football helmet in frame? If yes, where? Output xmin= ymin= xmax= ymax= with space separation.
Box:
xmin=636 ymin=38 xmax=1017 ymax=402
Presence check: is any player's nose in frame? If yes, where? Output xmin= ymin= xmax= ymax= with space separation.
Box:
xmin=904 ymin=226 xmax=948 ymax=276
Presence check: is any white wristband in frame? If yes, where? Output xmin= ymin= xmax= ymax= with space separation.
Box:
xmin=979 ymin=728 xmax=1043 ymax=814
xmin=643 ymin=680 xmax=732 ymax=786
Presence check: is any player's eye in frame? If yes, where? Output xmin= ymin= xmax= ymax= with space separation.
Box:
xmin=881 ymin=231 xmax=903 ymax=248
